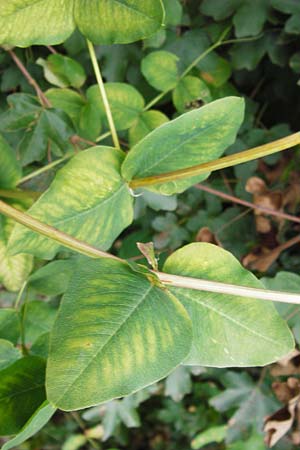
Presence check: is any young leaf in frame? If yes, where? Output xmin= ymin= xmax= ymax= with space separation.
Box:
xmin=46 ymin=258 xmax=192 ymax=410
xmin=172 ymin=76 xmax=211 ymax=113
xmin=141 ymin=51 xmax=179 ymax=91
xmin=0 ymin=0 xmax=75 ymax=47
xmin=1 ymin=401 xmax=56 ymax=450
xmin=87 ymin=83 xmax=145 ymax=131
xmin=0 ymin=356 xmax=46 ymax=436
xmin=122 ymin=97 xmax=244 ymax=195
xmin=0 ymin=339 xmax=21 ymax=371
xmin=9 ymin=147 xmax=133 ymax=259
xmin=163 ymin=243 xmax=295 ymax=367
xmin=0 ymin=215 xmax=33 ymax=292
xmin=37 ymin=54 xmax=86 ymax=89
xmin=74 ymin=0 xmax=165 ymax=45
xmin=0 ymin=134 xmax=21 ymax=189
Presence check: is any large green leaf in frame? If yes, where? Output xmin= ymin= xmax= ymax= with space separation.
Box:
xmin=122 ymin=97 xmax=244 ymax=195
xmin=1 ymin=401 xmax=55 ymax=450
xmin=0 ymin=215 xmax=33 ymax=292
xmin=74 ymin=0 xmax=165 ymax=45
xmin=9 ymin=147 xmax=133 ymax=259
xmin=163 ymin=243 xmax=294 ymax=367
xmin=0 ymin=0 xmax=75 ymax=47
xmin=0 ymin=134 xmax=21 ymax=189
xmin=0 ymin=356 xmax=46 ymax=436
xmin=0 ymin=0 xmax=164 ymax=47
xmin=46 ymin=258 xmax=192 ymax=410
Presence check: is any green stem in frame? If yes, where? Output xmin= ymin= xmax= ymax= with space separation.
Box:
xmin=143 ymin=30 xmax=263 ymax=112
xmin=95 ymin=130 xmax=112 ymax=143
xmin=0 ymin=200 xmax=300 ymax=304
xmin=0 ymin=189 xmax=40 ymax=200
xmin=18 ymin=155 xmax=72 ymax=185
xmin=129 ymin=132 xmax=300 ymax=189
xmin=87 ymin=40 xmax=120 ymax=149
xmin=14 ymin=282 xmax=27 ymax=309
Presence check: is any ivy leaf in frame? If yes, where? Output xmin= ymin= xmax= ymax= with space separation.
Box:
xmin=37 ymin=54 xmax=86 ymax=89
xmin=0 ymin=356 xmax=46 ymax=436
xmin=1 ymin=401 xmax=56 ymax=450
xmin=233 ymin=0 xmax=270 ymax=38
xmin=18 ymin=108 xmax=75 ymax=166
xmin=163 ymin=243 xmax=295 ymax=367
xmin=165 ymin=366 xmax=192 ymax=402
xmin=9 ymin=147 xmax=134 ymax=259
xmin=0 ymin=215 xmax=33 ymax=292
xmin=87 ymin=83 xmax=144 ymax=131
xmin=122 ymin=97 xmax=244 ymax=195
xmin=0 ymin=0 xmax=164 ymax=47
xmin=0 ymin=134 xmax=21 ymax=188
xmin=46 ymin=257 xmax=192 ymax=410
xmin=0 ymin=309 xmax=20 ymax=344
xmin=129 ymin=110 xmax=169 ymax=146
xmin=200 ymin=0 xmax=242 ymax=21
xmin=141 ymin=51 xmax=179 ymax=91
xmin=0 ymin=339 xmax=21 ymax=371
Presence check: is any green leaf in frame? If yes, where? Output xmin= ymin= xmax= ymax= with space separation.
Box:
xmin=0 ymin=134 xmax=21 ymax=188
xmin=0 ymin=309 xmax=20 ymax=344
xmin=9 ymin=147 xmax=134 ymax=259
xmin=165 ymin=366 xmax=192 ymax=402
xmin=233 ymin=0 xmax=269 ymax=38
xmin=172 ymin=76 xmax=211 ymax=113
xmin=74 ymin=0 xmax=165 ymax=45
xmin=200 ymin=0 xmax=242 ymax=20
xmin=37 ymin=54 xmax=86 ymax=88
xmin=141 ymin=51 xmax=179 ymax=91
xmin=0 ymin=356 xmax=46 ymax=436
xmin=129 ymin=110 xmax=169 ymax=146
xmin=122 ymin=97 xmax=244 ymax=195
xmin=162 ymin=0 xmax=182 ymax=26
xmin=46 ymin=257 xmax=192 ymax=410
xmin=191 ymin=425 xmax=227 ymax=449
xmin=1 ymin=401 xmax=55 ymax=450
xmin=0 ymin=339 xmax=21 ymax=371
xmin=285 ymin=13 xmax=300 ymax=34
xmin=0 ymin=94 xmax=41 ymax=132
xmin=0 ymin=215 xmax=33 ymax=292
xmin=87 ymin=83 xmax=144 ymax=131
xmin=22 ymin=301 xmax=57 ymax=345
xmin=163 ymin=243 xmax=295 ymax=367
xmin=45 ymin=89 xmax=85 ymax=123
xmin=0 ymin=0 xmax=75 ymax=47
xmin=29 ymin=260 xmax=74 ymax=296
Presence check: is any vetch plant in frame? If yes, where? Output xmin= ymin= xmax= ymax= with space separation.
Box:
xmin=0 ymin=1 xmax=300 ymax=448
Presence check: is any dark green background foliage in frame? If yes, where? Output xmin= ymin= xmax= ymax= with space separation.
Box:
xmin=1 ymin=0 xmax=300 ymax=449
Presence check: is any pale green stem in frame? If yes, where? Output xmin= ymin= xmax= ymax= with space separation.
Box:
xmin=0 ymin=189 xmax=40 ymax=200
xmin=0 ymin=200 xmax=300 ymax=304
xmin=143 ymin=30 xmax=263 ymax=112
xmin=14 ymin=281 xmax=27 ymax=309
xmin=87 ymin=40 xmax=120 ymax=149
xmin=18 ymin=154 xmax=72 ymax=185
xmin=95 ymin=130 xmax=112 ymax=143
xmin=129 ymin=132 xmax=300 ymax=189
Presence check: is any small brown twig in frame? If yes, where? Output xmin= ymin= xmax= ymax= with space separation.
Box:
xmin=196 ymin=184 xmax=300 ymax=225
xmin=7 ymin=48 xmax=51 ymax=108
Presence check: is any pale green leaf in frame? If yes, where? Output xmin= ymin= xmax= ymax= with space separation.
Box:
xmin=46 ymin=258 xmax=192 ymax=410
xmin=141 ymin=51 xmax=179 ymax=91
xmin=0 ymin=134 xmax=21 ymax=189
xmin=38 ymin=54 xmax=86 ymax=89
xmin=1 ymin=401 xmax=55 ymax=450
xmin=9 ymin=147 xmax=133 ymax=259
xmin=74 ymin=0 xmax=165 ymax=45
xmin=0 ymin=356 xmax=46 ymax=436
xmin=29 ymin=259 xmax=74 ymax=296
xmin=129 ymin=110 xmax=169 ymax=146
xmin=191 ymin=425 xmax=227 ymax=449
xmin=172 ymin=76 xmax=211 ymax=113
xmin=163 ymin=243 xmax=295 ymax=367
xmin=0 ymin=215 xmax=33 ymax=292
xmin=87 ymin=83 xmax=144 ymax=131
xmin=122 ymin=97 xmax=244 ymax=195
xmin=45 ymin=88 xmax=85 ymax=123
xmin=0 ymin=339 xmax=21 ymax=371
xmin=0 ymin=0 xmax=75 ymax=47
xmin=22 ymin=301 xmax=57 ymax=345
